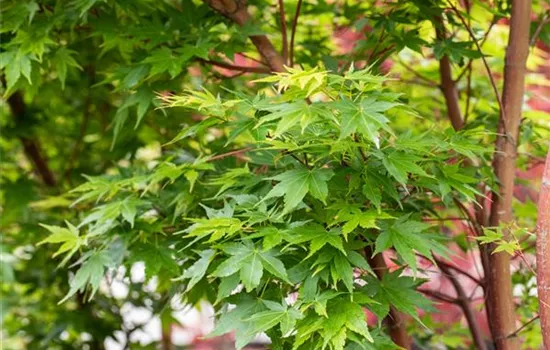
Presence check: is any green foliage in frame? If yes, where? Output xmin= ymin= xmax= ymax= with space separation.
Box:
xmin=36 ymin=66 xmax=488 ymax=349
xmin=1 ymin=0 xmax=546 ymax=349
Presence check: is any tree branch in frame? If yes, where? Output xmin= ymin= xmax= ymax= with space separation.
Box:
xmin=436 ymin=260 xmax=488 ymax=350
xmin=6 ymin=91 xmax=57 ymax=187
xmin=435 ymin=17 xmax=464 ymax=131
xmin=445 ymin=1 xmax=505 ymax=124
xmin=433 ymin=257 xmax=483 ymax=287
xmin=289 ymin=0 xmax=303 ymax=67
xmin=204 ymin=0 xmax=285 ymax=72
xmin=197 ymin=58 xmax=271 ymax=73
xmin=277 ymin=0 xmax=289 ymax=64
xmin=396 ymin=58 xmax=439 ymax=87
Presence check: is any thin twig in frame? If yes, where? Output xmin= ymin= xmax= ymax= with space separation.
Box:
xmin=277 ymin=0 xmax=289 ymax=64
xmin=505 ymin=315 xmax=540 ymax=339
xmin=436 ymin=260 xmax=488 ymax=350
xmin=422 ymin=217 xmax=469 ymax=222
xmin=396 ymin=57 xmax=439 ymax=87
xmin=464 ymin=61 xmax=472 ymax=124
xmin=434 ymin=256 xmax=483 ymax=287
xmin=289 ymin=0 xmax=303 ymax=67
xmin=419 ymin=288 xmax=459 ymax=304
xmin=207 ymin=147 xmax=254 ymax=161
xmin=238 ymin=52 xmax=269 ymax=66
xmin=530 ymin=12 xmax=550 ymax=47
xmin=454 ymin=16 xmax=497 ymax=83
xmin=445 ymin=1 xmax=505 ymax=122
xmin=197 ymin=58 xmax=271 ymax=74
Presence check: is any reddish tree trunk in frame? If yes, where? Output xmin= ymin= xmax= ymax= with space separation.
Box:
xmin=537 ymin=149 xmax=550 ymax=348
xmin=486 ymin=1 xmax=532 ymax=349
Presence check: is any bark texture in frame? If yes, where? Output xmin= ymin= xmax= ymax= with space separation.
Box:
xmin=486 ymin=1 xmax=532 ymax=349
xmin=537 ymin=149 xmax=550 ymax=348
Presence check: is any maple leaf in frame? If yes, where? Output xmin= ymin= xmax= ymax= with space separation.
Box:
xmin=264 ymin=168 xmax=334 ymax=212
xmin=373 ymin=216 xmax=447 ymax=273
xmin=332 ymin=96 xmax=397 ymax=147
xmin=212 ymin=242 xmax=289 ymax=291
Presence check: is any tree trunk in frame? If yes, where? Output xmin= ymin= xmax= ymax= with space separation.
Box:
xmin=486 ymin=1 xmax=532 ymax=349
xmin=537 ymin=149 xmax=550 ymax=348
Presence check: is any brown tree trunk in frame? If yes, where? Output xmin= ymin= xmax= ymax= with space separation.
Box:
xmin=486 ymin=1 xmax=532 ymax=349
xmin=537 ymin=149 xmax=550 ymax=348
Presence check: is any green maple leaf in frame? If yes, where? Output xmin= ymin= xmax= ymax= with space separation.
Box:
xmin=286 ymin=224 xmax=346 ymax=258
xmin=142 ymin=47 xmax=187 ymax=78
xmin=374 ymin=216 xmax=447 ymax=273
xmin=129 ymin=243 xmax=180 ymax=280
xmin=297 ymin=298 xmax=373 ymax=349
xmin=212 ymin=242 xmax=289 ymax=291
xmin=245 ymin=300 xmax=303 ymax=338
xmin=379 ymin=151 xmax=430 ymax=185
xmin=179 ymin=249 xmax=215 ymax=291
xmin=60 ymin=251 xmax=112 ymax=303
xmin=257 ymin=101 xmax=334 ymax=136
xmin=55 ymin=48 xmax=82 ymax=89
xmin=1 ymin=52 xmax=32 ymax=92
xmin=184 ymin=217 xmax=242 ymax=242
xmin=363 ymin=270 xmax=432 ymax=324
xmin=264 ymin=168 xmax=334 ymax=212
xmin=335 ymin=206 xmax=394 ymax=238
xmin=39 ymin=221 xmax=86 ymax=266
xmin=333 ymin=96 xmax=397 ymax=147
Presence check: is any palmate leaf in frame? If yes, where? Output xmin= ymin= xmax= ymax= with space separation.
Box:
xmin=179 ymin=249 xmax=215 ymax=291
xmin=184 ymin=217 xmax=243 ymax=242
xmin=286 ymin=224 xmax=347 ymax=257
xmin=245 ymin=300 xmax=303 ymax=338
xmin=212 ymin=242 xmax=289 ymax=291
xmin=332 ymin=96 xmax=397 ymax=148
xmin=333 ymin=205 xmax=394 ymax=238
xmin=129 ymin=243 xmax=180 ymax=280
xmin=39 ymin=221 xmax=86 ymax=266
xmin=257 ymin=101 xmax=334 ymax=136
xmin=254 ymin=66 xmax=327 ymax=97
xmin=363 ymin=270 xmax=432 ymax=324
xmin=60 ymin=251 xmax=112 ymax=303
xmin=294 ymin=298 xmax=373 ymax=350
xmin=373 ymin=216 xmax=447 ymax=273
xmin=379 ymin=151 xmax=430 ymax=185
xmin=264 ymin=168 xmax=334 ymax=212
